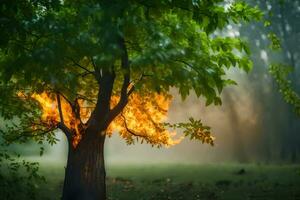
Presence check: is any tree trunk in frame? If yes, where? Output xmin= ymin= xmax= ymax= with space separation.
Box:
xmin=62 ymin=131 xmax=106 ymax=200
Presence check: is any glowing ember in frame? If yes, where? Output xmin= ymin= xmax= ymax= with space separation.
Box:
xmin=27 ymin=92 xmax=182 ymax=147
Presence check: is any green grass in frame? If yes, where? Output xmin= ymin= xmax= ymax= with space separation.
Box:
xmin=36 ymin=163 xmax=300 ymax=200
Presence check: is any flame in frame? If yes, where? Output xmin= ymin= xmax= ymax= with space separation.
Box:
xmin=108 ymin=93 xmax=183 ymax=146
xmin=27 ymin=92 xmax=182 ymax=147
xmin=29 ymin=92 xmax=84 ymax=146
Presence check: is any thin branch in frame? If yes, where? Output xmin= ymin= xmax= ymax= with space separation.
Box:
xmin=90 ymin=56 xmax=101 ymax=82
xmin=8 ymin=127 xmax=56 ymax=142
xmin=56 ymin=91 xmax=73 ymax=108
xmin=108 ymin=72 xmax=151 ymax=125
xmin=57 ymin=122 xmax=72 ymax=141
xmin=127 ymin=73 xmax=152 ymax=95
xmin=121 ymin=113 xmax=147 ymax=139
xmin=140 ymin=106 xmax=165 ymax=132
xmin=56 ymin=93 xmax=64 ymax=124
xmin=76 ymin=96 xmax=97 ymax=105
xmin=73 ymin=98 xmax=84 ymax=126
xmin=45 ymin=86 xmax=74 ymax=108
xmin=124 ymin=40 xmax=143 ymax=52
xmin=67 ymin=57 xmax=94 ymax=74
xmin=55 ymin=92 xmax=73 ymax=140
xmin=173 ymin=59 xmax=202 ymax=74
xmin=120 ymin=39 xmax=131 ymax=99
xmin=174 ymin=59 xmax=193 ymax=68
xmin=50 ymin=84 xmax=97 ymax=105
xmin=77 ymin=71 xmax=94 ymax=78
xmin=107 ymin=38 xmax=131 ymax=124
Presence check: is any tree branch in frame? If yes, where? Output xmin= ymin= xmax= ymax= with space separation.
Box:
xmin=121 ymin=113 xmax=147 ymax=139
xmin=128 ymin=73 xmax=152 ymax=95
xmin=73 ymin=98 xmax=84 ymax=126
xmin=67 ymin=57 xmax=94 ymax=74
xmin=57 ymin=122 xmax=72 ymax=141
xmin=46 ymin=86 xmax=74 ymax=108
xmin=120 ymin=38 xmax=131 ymax=99
xmin=56 ymin=93 xmax=64 ymax=124
xmin=106 ymin=38 xmax=132 ymax=124
xmin=8 ymin=127 xmax=56 ymax=143
xmin=86 ymin=69 xmax=116 ymax=131
xmin=173 ymin=59 xmax=202 ymax=74
xmin=90 ymin=56 xmax=101 ymax=83
xmin=77 ymin=71 xmax=94 ymax=78
xmin=56 ymin=93 xmax=73 ymax=140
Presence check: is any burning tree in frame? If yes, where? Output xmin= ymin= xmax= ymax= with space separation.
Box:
xmin=0 ymin=1 xmax=262 ymax=199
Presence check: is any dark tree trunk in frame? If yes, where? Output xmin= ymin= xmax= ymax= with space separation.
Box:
xmin=58 ymin=37 xmax=129 ymax=200
xmin=62 ymin=131 xmax=106 ymax=200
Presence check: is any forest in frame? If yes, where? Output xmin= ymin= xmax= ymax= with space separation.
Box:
xmin=0 ymin=0 xmax=299 ymax=200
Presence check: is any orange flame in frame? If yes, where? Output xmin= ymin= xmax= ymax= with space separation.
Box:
xmin=29 ymin=92 xmax=84 ymax=146
xmin=27 ymin=92 xmax=183 ymax=147
xmin=108 ymin=94 xmax=183 ymax=146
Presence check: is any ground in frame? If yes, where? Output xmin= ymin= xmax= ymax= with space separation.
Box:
xmin=32 ymin=163 xmax=300 ymax=200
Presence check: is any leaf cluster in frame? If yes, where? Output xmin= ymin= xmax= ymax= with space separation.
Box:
xmin=0 ymin=146 xmax=45 ymax=200
xmin=269 ymin=64 xmax=300 ymax=116
xmin=165 ymin=117 xmax=214 ymax=146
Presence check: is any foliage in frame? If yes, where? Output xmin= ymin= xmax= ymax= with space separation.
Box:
xmin=165 ymin=117 xmax=214 ymax=145
xmin=269 ymin=64 xmax=300 ymax=116
xmin=0 ymin=0 xmax=262 ymax=147
xmin=261 ymin=0 xmax=300 ymax=117
xmin=0 ymin=145 xmax=45 ymax=200
xmin=267 ymin=33 xmax=281 ymax=50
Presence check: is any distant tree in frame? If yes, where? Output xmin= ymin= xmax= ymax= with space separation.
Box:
xmin=265 ymin=0 xmax=300 ymax=162
xmin=265 ymin=0 xmax=300 ymax=116
xmin=0 ymin=1 xmax=262 ymax=199
xmin=233 ymin=0 xmax=300 ymax=163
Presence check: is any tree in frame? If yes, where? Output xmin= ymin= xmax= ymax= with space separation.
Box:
xmin=267 ymin=0 xmax=300 ymax=162
xmin=0 ymin=0 xmax=262 ymax=199
xmin=243 ymin=0 xmax=300 ymax=162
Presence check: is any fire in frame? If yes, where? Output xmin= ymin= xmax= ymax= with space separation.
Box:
xmin=30 ymin=92 xmax=84 ymax=146
xmin=26 ymin=92 xmax=182 ymax=147
xmin=108 ymin=93 xmax=183 ymax=146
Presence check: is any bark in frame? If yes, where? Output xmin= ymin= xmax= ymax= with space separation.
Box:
xmin=62 ymin=130 xmax=106 ymax=200
xmin=59 ymin=37 xmax=130 ymax=200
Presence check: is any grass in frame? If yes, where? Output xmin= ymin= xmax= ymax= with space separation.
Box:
xmin=34 ymin=163 xmax=300 ymax=200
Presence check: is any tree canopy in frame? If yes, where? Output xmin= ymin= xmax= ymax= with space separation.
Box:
xmin=0 ymin=0 xmax=262 ymax=148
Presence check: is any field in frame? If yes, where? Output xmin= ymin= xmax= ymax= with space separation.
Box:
xmin=35 ymin=163 xmax=300 ymax=200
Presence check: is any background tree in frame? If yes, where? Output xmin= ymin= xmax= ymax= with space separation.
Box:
xmin=267 ymin=0 xmax=300 ymax=162
xmin=244 ymin=0 xmax=300 ymax=162
xmin=211 ymin=0 xmax=300 ymax=164
xmin=0 ymin=0 xmax=262 ymax=199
